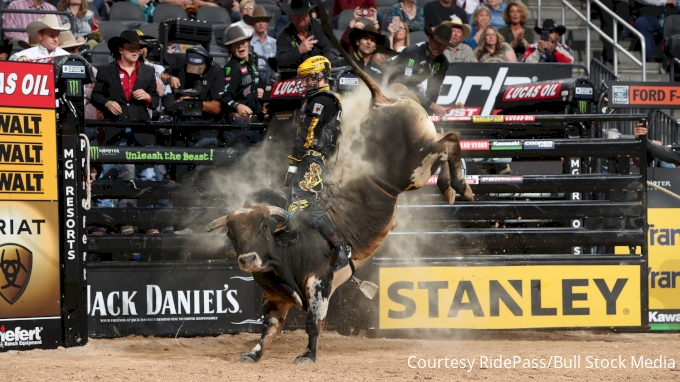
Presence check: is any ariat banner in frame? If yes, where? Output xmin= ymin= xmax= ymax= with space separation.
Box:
xmin=0 ymin=107 xmax=58 ymax=201
xmin=379 ymin=265 xmax=641 ymax=329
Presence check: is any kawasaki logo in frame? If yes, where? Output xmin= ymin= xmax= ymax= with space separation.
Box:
xmin=90 ymin=146 xmax=98 ymax=160
xmin=408 ymin=59 xmax=414 ymax=68
xmin=436 ymin=68 xmax=535 ymax=115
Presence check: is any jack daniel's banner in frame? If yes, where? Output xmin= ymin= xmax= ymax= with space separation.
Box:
xmin=87 ymin=262 xmax=263 ymax=337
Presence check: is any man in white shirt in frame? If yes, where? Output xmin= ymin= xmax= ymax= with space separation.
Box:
xmin=9 ymin=14 xmax=70 ymax=61
xmin=247 ymin=6 xmax=276 ymax=85
xmin=233 ymin=0 xmax=256 ymax=37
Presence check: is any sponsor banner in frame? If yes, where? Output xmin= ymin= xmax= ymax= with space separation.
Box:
xmin=0 ymin=318 xmax=61 ymax=350
xmin=523 ymin=140 xmax=555 ymax=150
xmin=90 ymin=146 xmax=215 ymax=163
xmin=435 ymin=63 xmax=573 ymax=115
xmin=471 ymin=115 xmax=536 ymax=123
xmin=490 ymin=140 xmax=522 ymax=150
xmin=473 ymin=115 xmax=504 ymax=123
xmin=266 ymin=78 xmax=305 ymax=99
xmin=647 ymin=208 xmax=680 ymax=314
xmin=425 ymin=175 xmax=478 ymax=185
xmin=607 ymin=82 xmax=680 ymax=108
xmin=0 ymin=62 xmax=55 ymax=109
xmin=0 ymin=201 xmax=61 ymax=318
xmin=460 ymin=140 xmax=490 ymax=150
xmin=501 ymin=82 xmax=562 ymax=102
xmin=87 ymin=263 xmax=263 ymax=337
xmin=379 ymin=265 xmax=641 ymax=329
xmin=649 ymin=310 xmax=680 ymax=330
xmin=0 ymin=107 xmax=58 ymax=201
xmin=479 ymin=175 xmax=523 ymax=183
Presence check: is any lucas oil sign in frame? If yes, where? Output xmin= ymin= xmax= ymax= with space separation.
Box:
xmin=379 ymin=265 xmax=641 ymax=329
xmin=0 ymin=61 xmax=61 ymax=351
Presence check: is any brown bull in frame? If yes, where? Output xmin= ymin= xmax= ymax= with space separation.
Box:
xmin=205 ymin=7 xmax=473 ymax=365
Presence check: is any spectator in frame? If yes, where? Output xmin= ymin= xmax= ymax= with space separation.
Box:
xmin=332 ymin=0 xmax=377 ymax=28
xmin=423 ymin=0 xmax=467 ymax=30
xmin=276 ymin=0 xmax=335 ymax=78
xmin=371 ymin=39 xmax=397 ymax=66
xmin=634 ymin=122 xmax=680 ymax=167
xmin=233 ymin=0 xmax=256 ymax=37
xmin=485 ymin=0 xmax=507 ymax=30
xmin=130 ymin=0 xmax=154 ymax=23
xmin=498 ymin=1 xmax=533 ymax=59
xmin=473 ymin=26 xmax=516 ymax=62
xmin=522 ymin=19 xmax=573 ymax=63
xmin=248 ymin=6 xmax=276 ymax=86
xmin=632 ymin=0 xmax=673 ymax=62
xmin=90 ymin=0 xmax=107 ymax=20
xmin=0 ymin=39 xmax=12 ymax=60
xmin=387 ymin=23 xmax=453 ymax=116
xmin=335 ymin=22 xmax=385 ymax=80
xmin=389 ymin=0 xmax=425 ymax=32
xmin=58 ymin=0 xmax=95 ymax=43
xmin=387 ymin=18 xmax=410 ymax=52
xmin=9 ymin=14 xmax=70 ymax=61
xmin=456 ymin=0 xmax=479 ymax=15
xmin=341 ymin=14 xmax=379 ymax=54
xmin=443 ymin=17 xmax=474 ymax=63
xmin=465 ymin=6 xmax=491 ymax=49
xmin=135 ymin=30 xmax=166 ymax=119
xmin=2 ymin=0 xmax=62 ymax=43
xmin=58 ymin=30 xmax=86 ymax=54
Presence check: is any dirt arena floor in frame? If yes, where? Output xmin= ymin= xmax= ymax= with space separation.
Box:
xmin=0 ymin=330 xmax=678 ymax=381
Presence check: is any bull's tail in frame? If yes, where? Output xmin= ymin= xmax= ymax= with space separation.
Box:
xmin=317 ymin=6 xmax=391 ymax=106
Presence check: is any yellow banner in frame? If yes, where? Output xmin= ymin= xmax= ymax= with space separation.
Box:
xmin=0 ymin=107 xmax=58 ymax=201
xmin=472 ymin=115 xmax=504 ymax=123
xmin=647 ymin=209 xmax=680 ymax=310
xmin=379 ymin=265 xmax=641 ymax=329
xmin=0 ymin=201 xmax=60 ymax=317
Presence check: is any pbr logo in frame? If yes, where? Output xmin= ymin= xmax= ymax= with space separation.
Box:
xmin=0 ymin=243 xmax=33 ymax=305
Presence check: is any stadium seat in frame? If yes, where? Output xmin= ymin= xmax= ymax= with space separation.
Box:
xmin=99 ymin=20 xmax=128 ymax=41
xmin=210 ymin=45 xmax=228 ymax=68
xmin=196 ymin=6 xmax=232 ymax=43
xmin=337 ymin=9 xmax=355 ymax=33
xmin=333 ymin=28 xmax=343 ymax=42
xmin=375 ymin=0 xmax=395 ymax=8
xmin=83 ymin=43 xmax=112 ymax=68
xmin=109 ymin=2 xmax=148 ymax=29
xmin=153 ymin=3 xmax=187 ymax=24
xmin=409 ymin=30 xmax=427 ymax=46
xmin=663 ymin=15 xmax=680 ymax=60
xmin=139 ymin=23 xmax=160 ymax=39
xmin=87 ymin=2 xmax=100 ymax=19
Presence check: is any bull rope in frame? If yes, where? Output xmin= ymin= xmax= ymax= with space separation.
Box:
xmin=647 ymin=180 xmax=680 ymax=202
xmin=79 ymin=133 xmax=92 ymax=211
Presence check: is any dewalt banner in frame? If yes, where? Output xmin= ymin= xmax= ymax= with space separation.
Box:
xmin=379 ymin=265 xmax=641 ymax=329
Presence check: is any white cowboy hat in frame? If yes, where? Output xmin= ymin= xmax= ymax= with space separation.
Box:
xmin=442 ymin=17 xmax=471 ymax=41
xmin=58 ymin=31 xmax=86 ymax=50
xmin=26 ymin=14 xmax=71 ymax=39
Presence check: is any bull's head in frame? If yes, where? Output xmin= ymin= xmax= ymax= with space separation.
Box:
xmin=205 ymin=205 xmax=287 ymax=273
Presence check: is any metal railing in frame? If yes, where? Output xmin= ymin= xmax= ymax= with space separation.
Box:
xmin=648 ymin=109 xmax=680 ymax=145
xmin=537 ymin=0 xmax=646 ymax=81
xmin=0 ymin=8 xmax=75 ymax=40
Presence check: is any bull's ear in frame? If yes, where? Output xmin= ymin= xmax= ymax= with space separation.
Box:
xmin=205 ymin=216 xmax=229 ymax=232
xmin=266 ymin=206 xmax=288 ymax=233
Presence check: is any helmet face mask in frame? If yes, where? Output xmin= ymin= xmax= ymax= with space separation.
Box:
xmin=297 ymin=56 xmax=331 ymax=98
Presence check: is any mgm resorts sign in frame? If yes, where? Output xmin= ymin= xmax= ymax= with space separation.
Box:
xmin=379 ymin=265 xmax=642 ymax=330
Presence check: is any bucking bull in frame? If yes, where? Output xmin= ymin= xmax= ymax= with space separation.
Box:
xmin=205 ymin=8 xmax=474 ymax=365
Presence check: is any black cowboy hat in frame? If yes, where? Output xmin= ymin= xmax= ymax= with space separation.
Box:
xmin=375 ymin=37 xmax=398 ymax=57
xmin=349 ymin=22 xmax=386 ymax=51
xmin=280 ymin=0 xmax=318 ymax=16
xmin=424 ymin=23 xmax=456 ymax=48
xmin=108 ymin=30 xmax=147 ymax=56
xmin=534 ymin=19 xmax=566 ymax=36
xmin=243 ymin=6 xmax=273 ymax=26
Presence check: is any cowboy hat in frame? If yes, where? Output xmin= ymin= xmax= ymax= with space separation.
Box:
xmin=424 ymin=23 xmax=456 ymax=48
xmin=442 ymin=17 xmax=471 ymax=41
xmin=26 ymin=14 xmax=71 ymax=39
xmin=534 ymin=18 xmax=566 ymax=36
xmin=58 ymin=31 xmax=87 ymax=50
xmin=243 ymin=6 xmax=273 ymax=26
xmin=18 ymin=35 xmax=38 ymax=49
xmin=375 ymin=37 xmax=398 ymax=58
xmin=349 ymin=22 xmax=386 ymax=51
xmin=222 ymin=25 xmax=251 ymax=46
xmin=280 ymin=0 xmax=317 ymax=16
xmin=107 ymin=30 xmax=147 ymax=55
xmin=134 ymin=29 xmax=156 ymax=41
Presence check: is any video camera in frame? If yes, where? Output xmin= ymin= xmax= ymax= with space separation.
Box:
xmin=175 ymin=88 xmax=203 ymax=117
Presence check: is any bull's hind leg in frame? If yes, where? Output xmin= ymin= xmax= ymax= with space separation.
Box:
xmin=240 ymin=296 xmax=291 ymax=363
xmin=434 ymin=132 xmax=474 ymax=203
xmin=293 ymin=276 xmax=332 ymax=365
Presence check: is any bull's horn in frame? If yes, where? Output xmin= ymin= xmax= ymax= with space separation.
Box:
xmin=205 ymin=216 xmax=229 ymax=232
xmin=267 ymin=206 xmax=287 ymax=218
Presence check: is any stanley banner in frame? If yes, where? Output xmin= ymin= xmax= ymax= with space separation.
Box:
xmin=0 ymin=61 xmax=61 ymax=351
xmin=379 ymin=265 xmax=641 ymax=330
xmin=646 ymin=168 xmax=680 ymax=330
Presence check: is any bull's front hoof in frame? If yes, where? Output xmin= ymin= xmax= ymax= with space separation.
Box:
xmin=240 ymin=353 xmax=258 ymax=363
xmin=293 ymin=349 xmax=315 ymax=365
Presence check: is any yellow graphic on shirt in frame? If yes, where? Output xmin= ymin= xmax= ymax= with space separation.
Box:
xmin=304 ymin=116 xmax=319 ymax=148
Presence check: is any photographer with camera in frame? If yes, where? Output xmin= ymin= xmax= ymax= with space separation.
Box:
xmin=521 ymin=19 xmax=573 ymax=63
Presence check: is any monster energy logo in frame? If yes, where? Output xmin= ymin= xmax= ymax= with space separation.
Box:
xmin=90 ymin=146 xmax=98 ymax=160
xmin=434 ymin=63 xmax=441 ymax=72
xmin=407 ymin=58 xmax=414 ymax=68
xmin=67 ymin=79 xmax=80 ymax=96
xmin=225 ymin=67 xmax=231 ymax=75
xmin=292 ymin=41 xmax=297 ymax=47
xmin=578 ymin=100 xmax=587 ymax=114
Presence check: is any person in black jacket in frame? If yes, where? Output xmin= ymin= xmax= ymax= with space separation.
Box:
xmin=275 ymin=0 xmax=335 ymax=79
xmin=386 ymin=23 xmax=453 ymax=116
xmin=91 ymin=30 xmax=159 ymax=146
